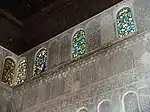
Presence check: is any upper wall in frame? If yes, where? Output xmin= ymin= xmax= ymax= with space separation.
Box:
xmin=0 ymin=46 xmax=20 ymax=83
xmin=13 ymin=29 xmax=150 ymax=112
xmin=1 ymin=0 xmax=149 ymax=87
xmin=19 ymin=0 xmax=149 ymax=81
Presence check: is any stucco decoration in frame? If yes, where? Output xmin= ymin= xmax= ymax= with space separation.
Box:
xmin=80 ymin=63 xmax=92 ymax=87
xmin=129 ymin=40 xmax=146 ymax=66
xmin=2 ymin=57 xmax=16 ymax=86
xmin=59 ymin=34 xmax=71 ymax=63
xmin=76 ymin=107 xmax=88 ymax=112
xmin=0 ymin=53 xmax=4 ymax=77
xmin=133 ymin=0 xmax=150 ymax=33
xmin=50 ymin=78 xmax=62 ymax=98
xmin=110 ymin=49 xmax=127 ymax=75
xmin=62 ymin=73 xmax=73 ymax=93
xmin=141 ymin=51 xmax=150 ymax=66
xmin=86 ymin=20 xmax=101 ymax=52
xmin=98 ymin=54 xmax=111 ymax=79
xmin=36 ymin=81 xmax=47 ymax=103
xmin=0 ymin=86 xmax=17 ymax=112
xmin=33 ymin=48 xmax=47 ymax=76
xmin=48 ymin=40 xmax=60 ymax=68
xmin=100 ymin=14 xmax=115 ymax=44
xmin=79 ymin=109 xmax=88 ymax=112
xmin=125 ymin=48 xmax=134 ymax=69
xmin=139 ymin=96 xmax=150 ymax=112
xmin=98 ymin=100 xmax=112 ymax=112
xmin=21 ymin=87 xmax=37 ymax=109
xmin=123 ymin=92 xmax=140 ymax=112
xmin=0 ymin=95 xmax=11 ymax=112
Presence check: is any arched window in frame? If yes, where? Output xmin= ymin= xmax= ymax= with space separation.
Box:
xmin=79 ymin=109 xmax=88 ymax=112
xmin=85 ymin=20 xmax=101 ymax=51
xmin=48 ymin=40 xmax=60 ymax=68
xmin=98 ymin=100 xmax=112 ymax=112
xmin=2 ymin=57 xmax=16 ymax=86
xmin=14 ymin=58 xmax=27 ymax=85
xmin=77 ymin=107 xmax=88 ymax=112
xmin=60 ymin=34 xmax=71 ymax=63
xmin=122 ymin=92 xmax=140 ymax=112
xmin=72 ymin=29 xmax=86 ymax=58
xmin=116 ymin=7 xmax=136 ymax=37
xmin=33 ymin=48 xmax=47 ymax=76
xmin=100 ymin=14 xmax=115 ymax=44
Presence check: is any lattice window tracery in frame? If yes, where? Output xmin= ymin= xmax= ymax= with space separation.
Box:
xmin=72 ymin=29 xmax=86 ymax=58
xmin=33 ymin=48 xmax=47 ymax=76
xmin=15 ymin=58 xmax=27 ymax=85
xmin=99 ymin=101 xmax=112 ymax=112
xmin=117 ymin=7 xmax=136 ymax=37
xmin=2 ymin=58 xmax=16 ymax=86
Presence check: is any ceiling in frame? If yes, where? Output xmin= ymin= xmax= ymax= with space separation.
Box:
xmin=0 ymin=0 xmax=122 ymax=54
xmin=0 ymin=0 xmax=57 ymax=19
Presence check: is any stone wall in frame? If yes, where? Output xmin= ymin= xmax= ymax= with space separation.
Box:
xmin=0 ymin=46 xmax=19 ymax=112
xmin=12 ymin=31 xmax=150 ymax=112
xmin=9 ymin=0 xmax=150 ymax=111
xmin=18 ymin=0 xmax=150 ymax=86
xmin=19 ymin=0 xmax=125 ymax=80
xmin=0 ymin=45 xmax=19 ymax=82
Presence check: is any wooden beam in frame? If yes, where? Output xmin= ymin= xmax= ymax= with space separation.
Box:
xmin=0 ymin=9 xmax=24 ymax=28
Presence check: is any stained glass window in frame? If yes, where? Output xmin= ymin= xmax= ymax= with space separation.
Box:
xmin=2 ymin=58 xmax=16 ymax=86
xmin=72 ymin=29 xmax=86 ymax=58
xmin=33 ymin=48 xmax=47 ymax=76
xmin=117 ymin=7 xmax=136 ymax=37
xmin=14 ymin=58 xmax=27 ymax=85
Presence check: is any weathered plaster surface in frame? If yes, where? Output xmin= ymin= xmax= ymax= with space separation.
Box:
xmin=1 ymin=0 xmax=150 ymax=112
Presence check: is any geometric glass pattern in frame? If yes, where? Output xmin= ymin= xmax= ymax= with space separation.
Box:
xmin=33 ymin=48 xmax=47 ymax=76
xmin=15 ymin=58 xmax=27 ymax=86
xmin=2 ymin=58 xmax=16 ymax=86
xmin=72 ymin=29 xmax=86 ymax=58
xmin=117 ymin=7 xmax=136 ymax=37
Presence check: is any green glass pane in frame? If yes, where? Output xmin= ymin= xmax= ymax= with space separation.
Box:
xmin=117 ymin=7 xmax=136 ymax=37
xmin=72 ymin=29 xmax=86 ymax=58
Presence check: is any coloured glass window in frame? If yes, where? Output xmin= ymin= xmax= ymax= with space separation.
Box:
xmin=15 ymin=58 xmax=27 ymax=85
xmin=33 ymin=48 xmax=47 ymax=76
xmin=2 ymin=58 xmax=16 ymax=86
xmin=72 ymin=29 xmax=86 ymax=58
xmin=117 ymin=7 xmax=136 ymax=37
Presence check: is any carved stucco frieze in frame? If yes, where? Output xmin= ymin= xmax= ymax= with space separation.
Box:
xmin=85 ymin=20 xmax=101 ymax=52
xmin=12 ymin=29 xmax=150 ymax=112
xmin=100 ymin=14 xmax=116 ymax=45
xmin=133 ymin=0 xmax=150 ymax=32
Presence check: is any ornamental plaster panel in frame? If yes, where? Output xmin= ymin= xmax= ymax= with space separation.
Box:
xmin=59 ymin=33 xmax=71 ymax=63
xmin=139 ymin=96 xmax=150 ymax=112
xmin=133 ymin=0 xmax=150 ymax=33
xmin=100 ymin=14 xmax=116 ymax=45
xmin=85 ymin=20 xmax=101 ymax=52
xmin=48 ymin=39 xmax=60 ymax=69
